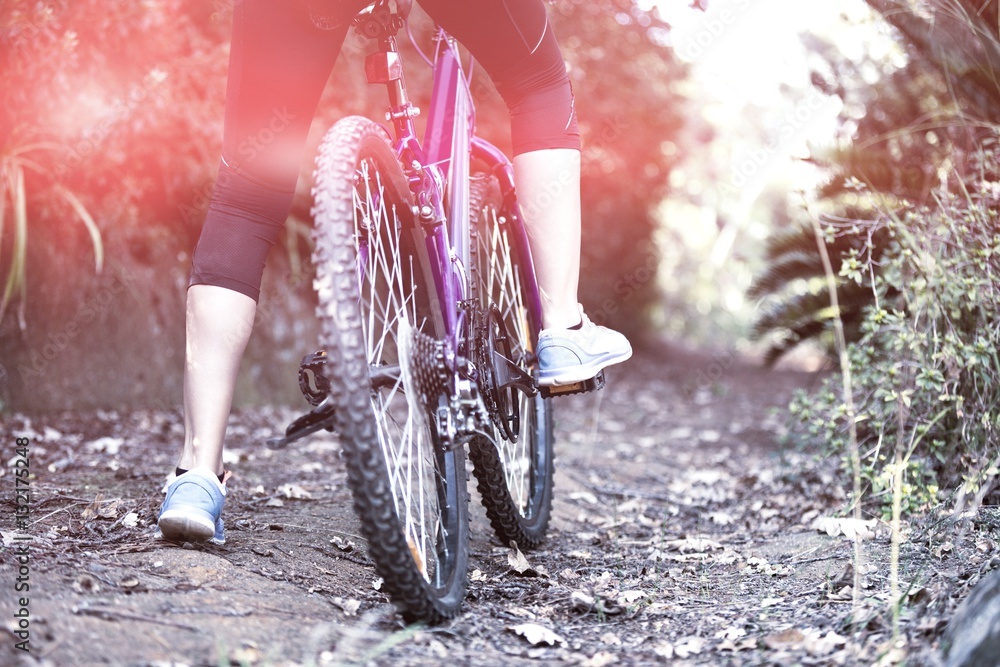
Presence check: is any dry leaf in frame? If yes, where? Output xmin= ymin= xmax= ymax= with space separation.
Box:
xmin=330 ymin=536 xmax=355 ymax=552
xmin=719 ymin=637 xmax=758 ymax=652
xmin=81 ymin=495 xmax=123 ymax=520
xmin=674 ymin=636 xmax=705 ymax=658
xmin=663 ymin=537 xmax=723 ymax=553
xmin=746 ymin=556 xmax=794 ymax=576
xmin=508 ymin=543 xmax=531 ymax=573
xmin=509 ymin=623 xmax=564 ymax=646
xmin=87 ymin=437 xmax=123 ymax=455
xmin=599 ymin=632 xmax=622 ymax=646
xmin=277 ymin=483 xmax=312 ymax=500
xmin=507 ymin=542 xmax=545 ymax=577
xmin=709 ymin=511 xmax=735 ymax=525
xmin=715 ymin=626 xmax=747 ymax=641
xmin=804 ymin=630 xmax=847 ymax=656
xmin=571 ymin=591 xmax=596 ymax=612
xmin=569 ymin=491 xmax=599 ymax=504
xmin=653 ymin=642 xmax=674 ymax=659
xmin=828 ymin=585 xmax=854 ymax=601
xmin=582 ymin=651 xmax=618 ymax=667
xmin=617 ymin=590 xmax=646 ymax=605
xmin=229 ymin=643 xmax=262 ymax=666
xmin=332 ymin=597 xmax=361 ymax=615
xmin=812 ymin=516 xmax=877 ymax=541
xmin=763 ymin=628 xmax=806 ymax=650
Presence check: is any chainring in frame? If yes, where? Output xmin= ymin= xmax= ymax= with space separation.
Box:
xmin=475 ymin=306 xmax=522 ymax=442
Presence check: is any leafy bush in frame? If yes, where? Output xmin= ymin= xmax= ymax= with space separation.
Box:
xmin=748 ymin=209 xmax=894 ymax=365
xmin=787 ymin=167 xmax=1000 ymax=516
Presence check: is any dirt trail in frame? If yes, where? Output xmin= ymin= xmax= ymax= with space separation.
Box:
xmin=2 ymin=344 xmax=994 ymax=666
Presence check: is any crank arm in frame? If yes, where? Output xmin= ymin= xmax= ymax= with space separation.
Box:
xmin=492 ymin=349 xmax=538 ymax=397
xmin=266 ymin=397 xmax=338 ymax=449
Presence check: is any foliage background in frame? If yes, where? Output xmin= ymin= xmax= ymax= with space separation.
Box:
xmin=748 ymin=0 xmax=1000 ymax=510
xmin=0 ymin=0 xmax=689 ymax=411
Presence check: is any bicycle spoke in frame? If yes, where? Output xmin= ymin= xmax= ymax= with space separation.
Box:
xmin=313 ymin=104 xmax=468 ymax=625
xmin=468 ymin=174 xmax=553 ymax=550
xmin=478 ymin=209 xmax=537 ymax=513
xmin=350 ymin=156 xmax=447 ymax=585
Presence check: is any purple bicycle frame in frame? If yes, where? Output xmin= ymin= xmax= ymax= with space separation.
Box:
xmin=384 ymin=31 xmax=544 ymax=350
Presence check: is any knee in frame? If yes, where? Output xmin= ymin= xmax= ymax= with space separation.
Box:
xmin=499 ymin=63 xmax=581 ymax=155
xmin=188 ymin=160 xmax=296 ymax=302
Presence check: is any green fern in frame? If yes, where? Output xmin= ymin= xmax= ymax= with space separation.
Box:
xmin=749 ymin=220 xmax=894 ymax=364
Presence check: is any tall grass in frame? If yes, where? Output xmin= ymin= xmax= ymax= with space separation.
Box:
xmin=789 ymin=154 xmax=1000 ymax=642
xmin=0 ymin=141 xmax=103 ymax=330
xmin=808 ymin=209 xmax=865 ymax=619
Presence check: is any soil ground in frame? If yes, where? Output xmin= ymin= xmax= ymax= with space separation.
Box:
xmin=2 ymin=343 xmax=998 ymax=666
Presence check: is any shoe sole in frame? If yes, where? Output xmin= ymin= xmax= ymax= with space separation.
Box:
xmin=537 ymin=348 xmax=633 ymax=386
xmin=158 ymin=510 xmax=222 ymax=545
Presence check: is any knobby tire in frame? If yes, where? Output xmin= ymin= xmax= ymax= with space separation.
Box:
xmin=311 ymin=116 xmax=469 ymax=623
xmin=467 ymin=174 xmax=555 ymax=549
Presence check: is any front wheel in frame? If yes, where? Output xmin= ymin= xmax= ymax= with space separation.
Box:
xmin=311 ymin=116 xmax=469 ymax=623
xmin=467 ymin=173 xmax=555 ymax=549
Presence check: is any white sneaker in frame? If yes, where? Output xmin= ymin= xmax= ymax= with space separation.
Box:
xmin=536 ymin=307 xmax=632 ymax=386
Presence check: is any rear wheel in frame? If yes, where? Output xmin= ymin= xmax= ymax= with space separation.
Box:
xmin=311 ymin=116 xmax=469 ymax=622
xmin=467 ymin=173 xmax=555 ymax=548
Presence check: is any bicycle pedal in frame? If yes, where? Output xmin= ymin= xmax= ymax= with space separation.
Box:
xmin=298 ymin=350 xmax=331 ymax=406
xmin=267 ymin=398 xmax=337 ymax=449
xmin=538 ymin=370 xmax=606 ymax=398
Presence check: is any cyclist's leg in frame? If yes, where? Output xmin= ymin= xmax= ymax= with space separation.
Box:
xmin=511 ymin=148 xmax=582 ymax=330
xmin=165 ymin=0 xmax=355 ymax=541
xmin=420 ymin=0 xmax=631 ymax=382
xmin=420 ymin=1 xmax=581 ymax=328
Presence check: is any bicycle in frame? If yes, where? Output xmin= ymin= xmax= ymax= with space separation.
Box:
xmin=268 ymin=0 xmax=605 ymax=623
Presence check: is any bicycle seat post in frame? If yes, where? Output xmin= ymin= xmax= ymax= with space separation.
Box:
xmin=354 ymin=2 xmax=419 ymax=140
